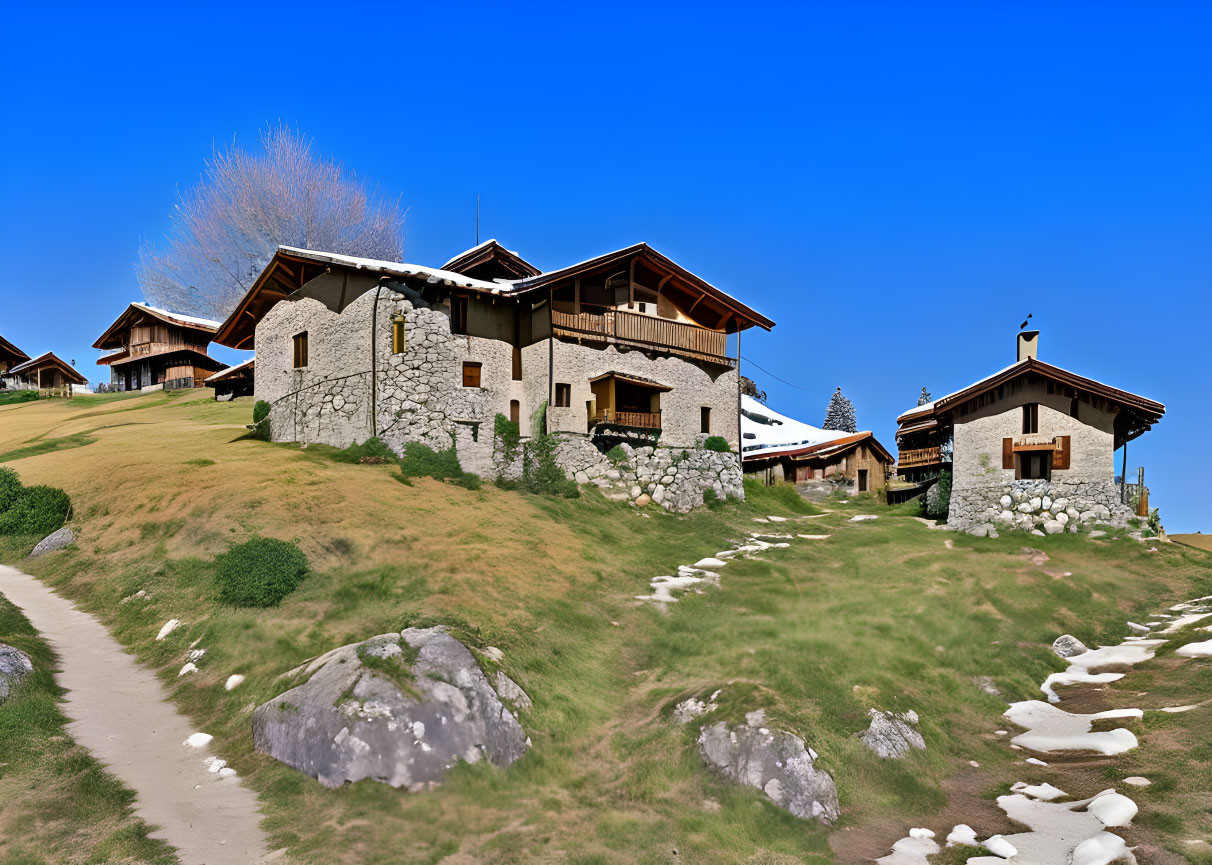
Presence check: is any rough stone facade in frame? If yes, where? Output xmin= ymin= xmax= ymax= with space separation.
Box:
xmin=254 ymin=285 xmax=743 ymax=510
xmin=947 ymin=388 xmax=1132 ymax=533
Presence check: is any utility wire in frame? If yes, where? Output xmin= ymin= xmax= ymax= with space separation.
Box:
xmin=739 ymin=355 xmax=818 ymax=392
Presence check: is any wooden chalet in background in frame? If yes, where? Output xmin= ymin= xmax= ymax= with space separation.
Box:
xmin=205 ymin=357 xmax=255 ymax=401
xmin=3 ymin=351 xmax=87 ymax=396
xmin=0 ymin=335 xmax=29 ymax=383
xmin=94 ymin=303 xmax=225 ymax=392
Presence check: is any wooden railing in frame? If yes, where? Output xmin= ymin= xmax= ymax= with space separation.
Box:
xmin=552 ymin=308 xmax=730 ymax=363
xmin=592 ymin=410 xmax=662 ymax=430
xmin=898 ymin=446 xmax=941 ymax=468
xmin=129 ymin=341 xmax=208 ymax=357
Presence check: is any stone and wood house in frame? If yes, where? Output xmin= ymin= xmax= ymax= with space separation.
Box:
xmin=211 ymin=240 xmax=775 ymax=511
xmin=895 ymin=331 xmax=1165 ymax=533
xmin=2 ymin=351 xmax=88 ymax=395
xmin=740 ymin=396 xmax=893 ymax=491
xmin=93 ymin=302 xmax=224 ymax=392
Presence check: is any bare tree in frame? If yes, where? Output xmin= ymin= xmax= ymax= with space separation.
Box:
xmin=137 ymin=125 xmax=405 ymax=319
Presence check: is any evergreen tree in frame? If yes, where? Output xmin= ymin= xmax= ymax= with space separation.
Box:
xmin=917 ymin=386 xmax=932 ymax=406
xmin=822 ymin=387 xmax=857 ymax=433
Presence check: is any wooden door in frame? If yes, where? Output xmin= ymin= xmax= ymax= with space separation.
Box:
xmin=858 ymin=469 xmax=868 ymax=492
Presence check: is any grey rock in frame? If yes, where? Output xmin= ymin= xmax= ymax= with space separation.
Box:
xmin=697 ymin=719 xmax=839 ymax=823
xmin=860 ymin=709 xmax=926 ymax=759
xmin=493 ymin=671 xmax=532 ymax=711
xmin=1052 ymin=634 xmax=1089 ymax=658
xmin=973 ymin=675 xmax=1001 ymax=696
xmin=252 ymin=628 xmax=528 ymax=790
xmin=0 ymin=643 xmax=34 ymax=702
xmin=1089 ymin=530 xmax=1107 ymax=539
xmin=29 ymin=526 xmax=74 ymax=558
xmin=1043 ymin=520 xmax=1065 ymax=534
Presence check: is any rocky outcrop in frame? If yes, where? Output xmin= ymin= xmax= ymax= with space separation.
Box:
xmin=860 ymin=709 xmax=926 ymax=759
xmin=0 ymin=643 xmax=33 ymax=703
xmin=28 ymin=526 xmax=74 ymax=558
xmin=1052 ymin=634 xmax=1089 ymax=658
xmin=949 ymin=479 xmax=1132 ymax=535
xmin=252 ymin=627 xmax=529 ymax=790
xmin=697 ymin=711 xmax=839 ymax=824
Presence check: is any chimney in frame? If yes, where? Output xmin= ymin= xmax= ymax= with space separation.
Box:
xmin=1017 ymin=330 xmax=1039 ymax=362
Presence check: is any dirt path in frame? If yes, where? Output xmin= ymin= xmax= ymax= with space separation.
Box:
xmin=0 ymin=564 xmax=272 ymax=865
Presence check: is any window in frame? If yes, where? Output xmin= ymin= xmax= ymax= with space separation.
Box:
xmin=554 ymin=383 xmax=571 ymax=407
xmin=509 ymin=400 xmax=520 ymax=424
xmin=392 ymin=318 xmax=406 ymax=354
xmin=451 ymin=296 xmax=468 ymax=334
xmin=1022 ymin=403 xmax=1038 ymax=434
xmin=292 ymin=332 xmax=308 ymax=369
xmin=1018 ymin=451 xmax=1051 ymax=480
xmin=512 ymin=346 xmax=522 ymax=381
xmin=1070 ymin=397 xmax=1080 ymax=420
xmin=700 ymin=406 xmax=711 ymax=434
xmin=462 ymin=361 xmax=481 ymax=388
xmin=638 ymin=302 xmax=647 ymax=313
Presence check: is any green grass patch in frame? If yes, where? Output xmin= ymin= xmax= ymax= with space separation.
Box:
xmin=215 ymin=536 xmax=310 ymax=607
xmin=398 ymin=441 xmax=481 ymax=490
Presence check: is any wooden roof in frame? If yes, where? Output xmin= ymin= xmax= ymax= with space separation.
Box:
xmin=588 ymin=371 xmax=673 ymax=391
xmin=204 ymin=357 xmax=255 ymax=384
xmin=0 ymin=334 xmax=29 ymax=365
xmin=743 ymin=431 xmax=894 ymax=465
xmin=895 ymin=357 xmax=1165 ymax=448
xmin=512 ymin=243 xmax=775 ymax=333
xmin=107 ymin=347 xmax=224 ymax=371
xmin=93 ymin=303 xmax=219 ymax=350
xmin=9 ymin=352 xmax=88 ymax=385
xmin=442 ymin=239 xmax=541 ymax=281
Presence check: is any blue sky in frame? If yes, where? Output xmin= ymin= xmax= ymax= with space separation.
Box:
xmin=1 ymin=1 xmax=1208 ymax=530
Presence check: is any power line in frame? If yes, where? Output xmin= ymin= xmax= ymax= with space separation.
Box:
xmin=739 ymin=355 xmax=817 ymax=392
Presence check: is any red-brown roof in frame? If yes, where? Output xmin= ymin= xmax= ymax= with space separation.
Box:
xmin=743 ymin=431 xmax=894 ymax=465
xmin=9 ymin=352 xmax=88 ymax=385
xmin=93 ymin=302 xmax=219 ymax=351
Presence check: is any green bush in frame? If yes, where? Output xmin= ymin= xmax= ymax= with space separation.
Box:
xmin=252 ymin=400 xmax=271 ymax=424
xmin=398 ymin=442 xmax=481 ymax=490
xmin=329 ymin=437 xmax=399 ymax=465
xmin=703 ymin=436 xmax=730 ymax=453
xmin=0 ymin=484 xmax=72 ymax=537
xmin=522 ymin=434 xmax=579 ymax=498
xmin=605 ymin=446 xmax=628 ymax=465
xmin=493 ymin=414 xmax=521 ymax=464
xmin=0 ymin=390 xmax=41 ymax=406
xmin=925 ymin=470 xmax=951 ymax=520
xmin=249 ymin=400 xmax=272 ymax=441
xmin=0 ymin=467 xmax=21 ymax=513
xmin=214 ymin=537 xmax=309 ymax=607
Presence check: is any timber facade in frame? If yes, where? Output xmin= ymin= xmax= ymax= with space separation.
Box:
xmin=94 ymin=303 xmax=224 ymax=392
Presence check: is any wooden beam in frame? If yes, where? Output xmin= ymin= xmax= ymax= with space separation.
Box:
xmin=574 ymin=278 xmax=581 ymax=315
xmin=628 ymin=259 xmax=635 ymax=309
xmin=657 ymin=274 xmax=672 ymax=294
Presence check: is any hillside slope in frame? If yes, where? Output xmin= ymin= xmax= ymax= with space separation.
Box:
xmin=1 ymin=390 xmax=1209 ymax=865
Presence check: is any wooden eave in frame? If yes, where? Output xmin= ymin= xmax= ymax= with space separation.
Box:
xmin=588 ymin=371 xmax=674 ymax=391
xmin=743 ymin=432 xmax=893 ymax=465
xmin=9 ymin=352 xmax=88 ymax=385
xmin=0 ymin=334 xmax=29 ymax=364
xmin=212 ymin=252 xmax=333 ymax=349
xmin=107 ymin=347 xmax=224 ymax=370
xmin=442 ymin=240 xmax=541 ymax=280
xmin=512 ymin=243 xmax=775 ymax=333
xmin=205 ymin=359 xmax=255 ymax=385
xmin=92 ymin=304 xmax=218 ymax=350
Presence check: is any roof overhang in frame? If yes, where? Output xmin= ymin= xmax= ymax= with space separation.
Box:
xmin=9 ymin=352 xmax=88 ymax=384
xmin=107 ymin=347 xmax=224 ymax=370
xmin=588 ymin=371 xmax=673 ymax=391
xmin=205 ymin=357 xmax=255 ymax=384
xmin=744 ymin=431 xmax=893 ymax=464
xmin=0 ymin=334 xmax=29 ymax=364
xmin=442 ymin=239 xmax=541 ymax=280
xmin=93 ymin=303 xmax=218 ymax=350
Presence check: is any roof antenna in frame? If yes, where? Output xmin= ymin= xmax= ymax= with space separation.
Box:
xmin=476 ymin=194 xmax=480 ymax=246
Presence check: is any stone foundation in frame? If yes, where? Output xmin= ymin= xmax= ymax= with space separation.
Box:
xmin=948 ymin=479 xmax=1133 ymax=536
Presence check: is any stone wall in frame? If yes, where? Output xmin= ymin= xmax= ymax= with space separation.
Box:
xmin=947 ymin=390 xmax=1130 ymax=533
xmin=254 ymin=286 xmax=744 ymax=511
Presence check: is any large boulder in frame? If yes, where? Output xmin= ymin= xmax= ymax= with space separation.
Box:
xmin=1052 ymin=634 xmax=1089 ymax=658
xmin=697 ymin=712 xmax=840 ymax=823
xmin=29 ymin=526 xmax=73 ymax=558
xmin=860 ymin=709 xmax=926 ymax=759
xmin=252 ymin=627 xmax=529 ymax=790
xmin=0 ymin=643 xmax=33 ymax=703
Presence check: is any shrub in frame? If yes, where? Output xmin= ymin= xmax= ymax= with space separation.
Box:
xmin=493 ymin=414 xmax=521 ymax=464
xmin=0 ymin=484 xmax=73 ymax=537
xmin=215 ymin=537 xmax=309 ymax=607
xmin=605 ymin=446 xmax=628 ymax=465
xmin=398 ymin=442 xmax=481 ymax=490
xmin=522 ymin=433 xmax=578 ymax=498
xmin=329 ymin=437 xmax=399 ymax=465
xmin=252 ymin=400 xmax=271 ymax=424
xmin=0 ymin=390 xmax=41 ymax=406
xmin=249 ymin=400 xmax=272 ymax=441
xmin=0 ymin=467 xmax=21 ymax=513
xmin=703 ymin=436 xmax=730 ymax=453
xmin=925 ymin=470 xmax=951 ymax=520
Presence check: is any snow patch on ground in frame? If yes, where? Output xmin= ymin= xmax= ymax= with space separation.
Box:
xmin=183 ymin=732 xmax=212 ymax=749
xmin=156 ymin=619 xmax=181 ymax=641
xmin=1004 ymin=700 xmax=1141 ymax=755
xmin=1176 ymin=639 xmax=1212 ymax=658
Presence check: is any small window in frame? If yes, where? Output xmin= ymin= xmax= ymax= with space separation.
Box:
xmin=509 ymin=400 xmax=520 ymax=424
xmin=392 ymin=318 xmax=406 ymax=354
xmin=462 ymin=362 xmax=482 ymax=388
xmin=1018 ymin=451 xmax=1051 ymax=480
xmin=1022 ymin=403 xmax=1038 ymax=434
xmin=1070 ymin=397 xmax=1079 ymax=420
xmin=638 ymin=302 xmax=647 ymax=313
xmin=554 ymin=383 xmax=571 ymax=408
xmin=292 ymin=332 xmax=308 ymax=369
xmin=451 ymin=296 xmax=468 ymax=334
xmin=512 ymin=346 xmax=522 ymax=381
xmin=700 ymin=406 xmax=711 ymax=434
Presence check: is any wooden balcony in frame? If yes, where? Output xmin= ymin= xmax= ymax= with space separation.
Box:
xmin=552 ymin=308 xmax=732 ymax=365
xmin=592 ymin=409 xmax=662 ymax=430
xmin=129 ymin=341 xmax=208 ymax=358
xmin=898 ymin=446 xmax=941 ymax=468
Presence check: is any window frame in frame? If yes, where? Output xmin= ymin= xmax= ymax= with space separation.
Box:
xmin=392 ymin=318 xmax=406 ymax=354
xmin=700 ymin=406 xmax=711 ymax=434
xmin=292 ymin=331 xmax=309 ymax=369
xmin=554 ymin=382 xmax=571 ymax=408
xmin=462 ymin=361 xmax=482 ymax=388
xmin=1022 ymin=403 xmax=1039 ymax=434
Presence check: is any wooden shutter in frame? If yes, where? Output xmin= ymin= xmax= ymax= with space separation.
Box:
xmin=1052 ymin=435 xmax=1071 ymax=470
xmin=1002 ymin=437 xmax=1014 ymax=469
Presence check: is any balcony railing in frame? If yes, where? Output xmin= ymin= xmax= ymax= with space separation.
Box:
xmin=128 ymin=341 xmax=208 ymax=357
xmin=898 ymin=446 xmax=941 ymax=468
xmin=552 ymin=308 xmax=731 ymax=364
xmin=592 ymin=409 xmax=662 ymax=430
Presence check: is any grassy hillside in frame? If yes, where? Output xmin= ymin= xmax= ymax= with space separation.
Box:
xmin=2 ymin=390 xmax=1210 ymax=865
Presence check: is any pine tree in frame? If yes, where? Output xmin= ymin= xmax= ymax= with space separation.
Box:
xmin=917 ymin=386 xmax=932 ymax=406
xmin=822 ymin=387 xmax=857 ymax=433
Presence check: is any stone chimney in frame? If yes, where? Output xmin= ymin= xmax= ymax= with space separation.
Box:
xmin=1017 ymin=330 xmax=1039 ymax=362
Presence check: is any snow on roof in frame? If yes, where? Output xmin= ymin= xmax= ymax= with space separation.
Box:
xmin=440 ymin=238 xmax=528 ymax=269
xmin=897 ymin=359 xmax=1029 ymax=421
xmin=278 ymin=246 xmax=509 ymax=294
xmin=205 ymin=356 xmax=255 ymax=382
xmin=740 ymin=395 xmax=852 ymax=457
xmin=131 ymin=302 xmax=221 ymax=330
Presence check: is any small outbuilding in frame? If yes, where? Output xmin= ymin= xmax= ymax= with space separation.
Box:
xmin=4 ymin=352 xmax=88 ymax=396
xmin=205 ymin=357 xmax=255 ymax=400
xmin=0 ymin=335 xmax=30 ymax=387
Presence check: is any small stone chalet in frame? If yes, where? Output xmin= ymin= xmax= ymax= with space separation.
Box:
xmin=740 ymin=396 xmax=893 ymax=492
xmin=212 ymin=240 xmax=775 ymax=511
xmin=895 ymin=331 xmax=1165 ymax=534
xmin=93 ymin=302 xmax=224 ymax=391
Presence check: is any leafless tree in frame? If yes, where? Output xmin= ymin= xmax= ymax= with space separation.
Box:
xmin=137 ymin=125 xmax=405 ymax=320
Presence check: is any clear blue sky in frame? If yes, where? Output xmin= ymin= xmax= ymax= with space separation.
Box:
xmin=1 ymin=1 xmax=1208 ymax=531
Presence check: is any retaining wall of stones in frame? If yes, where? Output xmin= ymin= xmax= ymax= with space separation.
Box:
xmin=948 ymin=478 xmax=1133 ymax=536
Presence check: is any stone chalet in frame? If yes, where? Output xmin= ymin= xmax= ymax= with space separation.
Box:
xmin=211 ymin=240 xmax=775 ymax=511
xmin=895 ymin=331 xmax=1165 ymax=534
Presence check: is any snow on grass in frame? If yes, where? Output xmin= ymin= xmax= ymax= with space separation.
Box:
xmin=155 ymin=618 xmax=181 ymax=641
xmin=1176 ymin=639 xmax=1212 ymax=658
xmin=1039 ymin=638 xmax=1165 ymax=703
xmin=1004 ymin=700 xmax=1140 ymax=755
xmin=183 ymin=732 xmax=212 ymax=749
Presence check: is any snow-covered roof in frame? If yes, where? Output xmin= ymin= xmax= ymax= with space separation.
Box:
xmin=440 ymin=238 xmax=529 ymax=269
xmin=205 ymin=356 xmax=255 ymax=382
xmin=277 ymin=246 xmax=510 ymax=294
xmin=130 ymin=302 xmax=221 ymax=330
xmin=740 ymin=395 xmax=852 ymax=457
xmin=896 ymin=360 xmax=1027 ymax=422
